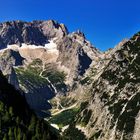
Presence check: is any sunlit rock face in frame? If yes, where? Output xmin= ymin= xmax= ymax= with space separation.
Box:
xmin=71 ymin=32 xmax=140 ymax=140
xmin=0 ymin=20 xmax=101 ymax=118
xmin=7 ymin=40 xmax=59 ymax=63
xmin=0 ymin=20 xmax=101 ymax=85
xmin=0 ymin=20 xmax=68 ymax=48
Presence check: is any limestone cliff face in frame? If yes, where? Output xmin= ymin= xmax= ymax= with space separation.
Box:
xmin=57 ymin=31 xmax=101 ymax=84
xmin=0 ymin=49 xmax=24 ymax=89
xmin=69 ymin=32 xmax=140 ymax=140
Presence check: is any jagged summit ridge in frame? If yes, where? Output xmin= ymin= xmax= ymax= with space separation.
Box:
xmin=0 ymin=20 xmax=68 ymax=48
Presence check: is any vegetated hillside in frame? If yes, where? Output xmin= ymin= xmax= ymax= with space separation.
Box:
xmin=0 ymin=71 xmax=59 ymax=140
xmin=63 ymin=32 xmax=140 ymax=140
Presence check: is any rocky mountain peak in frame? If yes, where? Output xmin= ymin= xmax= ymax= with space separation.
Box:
xmin=74 ymin=30 xmax=85 ymax=38
xmin=0 ymin=20 xmax=102 ymax=87
xmin=0 ymin=20 xmax=69 ymax=48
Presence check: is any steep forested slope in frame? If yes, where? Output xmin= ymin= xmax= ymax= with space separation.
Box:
xmin=0 ymin=71 xmax=59 ymax=140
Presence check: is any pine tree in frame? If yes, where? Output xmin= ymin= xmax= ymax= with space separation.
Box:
xmin=2 ymin=134 xmax=7 ymax=140
xmin=35 ymin=120 xmax=41 ymax=139
xmin=0 ymin=101 xmax=4 ymax=112
xmin=9 ymin=106 xmax=14 ymax=118
xmin=8 ymin=128 xmax=15 ymax=140
xmin=16 ymin=116 xmax=20 ymax=125
xmin=14 ymin=127 xmax=17 ymax=139
xmin=28 ymin=115 xmax=36 ymax=134
xmin=2 ymin=111 xmax=10 ymax=123
xmin=23 ymin=134 xmax=26 ymax=140
xmin=17 ymin=127 xmax=21 ymax=140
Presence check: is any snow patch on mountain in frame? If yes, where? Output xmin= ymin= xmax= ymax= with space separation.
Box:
xmin=7 ymin=40 xmax=58 ymax=53
xmin=6 ymin=40 xmax=59 ymax=63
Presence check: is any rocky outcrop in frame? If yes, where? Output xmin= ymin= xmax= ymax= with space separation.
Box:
xmin=56 ymin=31 xmax=102 ymax=84
xmin=0 ymin=49 xmax=24 ymax=89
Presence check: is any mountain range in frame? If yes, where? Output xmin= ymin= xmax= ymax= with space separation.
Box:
xmin=0 ymin=20 xmax=140 ymax=140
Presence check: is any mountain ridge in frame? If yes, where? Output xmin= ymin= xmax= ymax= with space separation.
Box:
xmin=0 ymin=20 xmax=140 ymax=140
xmin=0 ymin=20 xmax=101 ymax=118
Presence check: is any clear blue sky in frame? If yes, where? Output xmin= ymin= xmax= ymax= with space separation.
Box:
xmin=0 ymin=0 xmax=140 ymax=51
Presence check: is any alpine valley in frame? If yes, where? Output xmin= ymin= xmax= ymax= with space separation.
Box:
xmin=0 ymin=20 xmax=140 ymax=140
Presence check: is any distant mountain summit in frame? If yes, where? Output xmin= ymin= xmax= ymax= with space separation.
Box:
xmin=0 ymin=20 xmax=68 ymax=48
